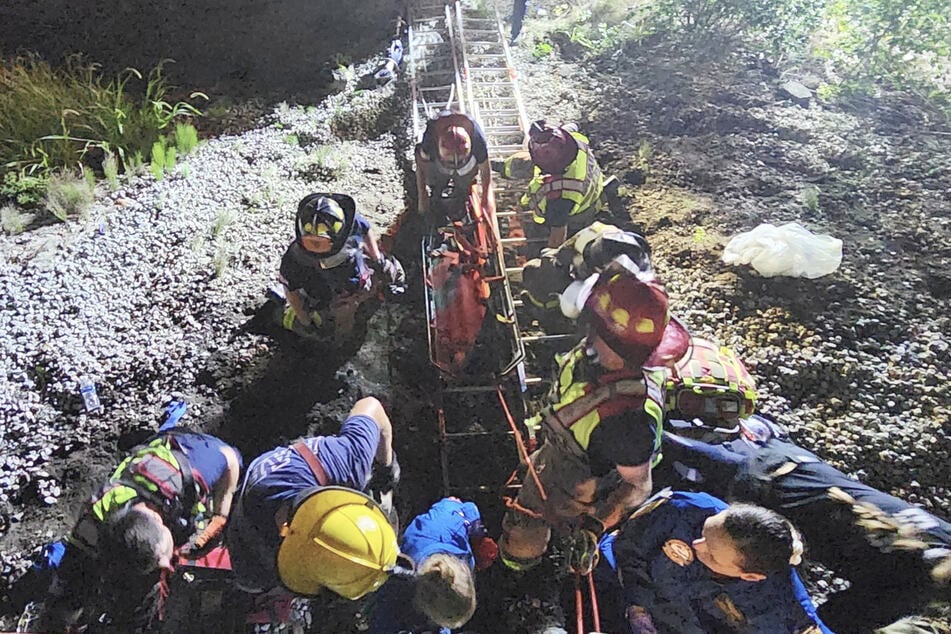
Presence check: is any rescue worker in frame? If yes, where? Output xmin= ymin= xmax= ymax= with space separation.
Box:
xmin=522 ymin=120 xmax=606 ymax=249
xmin=415 ymin=110 xmax=495 ymax=222
xmin=280 ymin=192 xmax=405 ymax=339
xmin=660 ymin=421 xmax=951 ymax=633
xmin=520 ymin=222 xmax=652 ymax=329
xmin=600 ymin=490 xmax=830 ymax=633
xmin=226 ymin=397 xmax=400 ymax=603
xmin=33 ymin=430 xmax=242 ymax=631
xmin=498 ymin=259 xmax=691 ymax=575
xmin=368 ymin=497 xmax=499 ymax=633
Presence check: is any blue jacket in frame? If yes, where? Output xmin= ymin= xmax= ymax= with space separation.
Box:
xmin=369 ymin=498 xmax=482 ymax=634
xmin=601 ymin=491 xmax=831 ymax=634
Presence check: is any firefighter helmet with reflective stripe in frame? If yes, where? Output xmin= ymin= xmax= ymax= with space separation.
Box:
xmin=582 ymin=267 xmax=690 ymax=368
xmin=437 ymin=126 xmax=472 ymax=169
xmin=665 ymin=337 xmax=757 ymax=423
xmin=528 ymin=120 xmax=579 ymax=174
xmin=295 ymin=193 xmax=358 ymax=258
xmin=277 ymin=486 xmax=398 ymax=599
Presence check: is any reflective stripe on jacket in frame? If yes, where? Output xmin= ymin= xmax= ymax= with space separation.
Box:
xmin=69 ymin=436 xmax=207 ymax=554
xmin=538 ymin=344 xmax=666 ymax=465
xmin=522 ymin=131 xmax=603 ymax=223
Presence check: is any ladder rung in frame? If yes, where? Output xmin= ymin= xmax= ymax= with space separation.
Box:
xmin=443 ymin=384 xmax=502 ymax=394
xmin=520 ymin=334 xmax=577 ymax=343
xmin=444 ymin=430 xmax=514 ymax=438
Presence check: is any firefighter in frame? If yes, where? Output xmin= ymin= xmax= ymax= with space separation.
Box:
xmin=280 ymin=193 xmax=404 ymax=338
xmin=415 ymin=110 xmax=495 ymax=222
xmin=661 ymin=424 xmax=951 ymax=633
xmin=600 ymin=490 xmax=830 ymax=633
xmin=519 ymin=222 xmax=653 ymax=329
xmin=521 ymin=120 xmax=607 ymax=249
xmin=226 ymin=397 xmax=400 ymax=608
xmin=33 ymin=430 xmax=242 ymax=631
xmin=498 ymin=259 xmax=691 ymax=576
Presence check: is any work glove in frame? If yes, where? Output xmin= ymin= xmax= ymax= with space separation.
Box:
xmin=378 ymin=255 xmax=406 ymax=296
xmin=471 ymin=535 xmax=500 ymax=571
xmin=368 ymin=451 xmax=401 ymax=494
xmin=565 ymin=525 xmax=601 ymax=575
xmin=626 ymin=606 xmax=658 ymax=634
xmin=179 ymin=514 xmax=227 ymax=559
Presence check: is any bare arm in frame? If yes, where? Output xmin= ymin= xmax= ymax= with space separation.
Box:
xmin=594 ymin=462 xmax=652 ymax=530
xmin=350 ymin=396 xmax=394 ymax=465
xmin=364 ymin=228 xmax=383 ymax=262
xmin=212 ymin=446 xmax=241 ymax=517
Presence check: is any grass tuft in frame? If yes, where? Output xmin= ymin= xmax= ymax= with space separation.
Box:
xmin=1 ymin=203 xmax=31 ymax=234
xmin=44 ymin=171 xmax=94 ymax=221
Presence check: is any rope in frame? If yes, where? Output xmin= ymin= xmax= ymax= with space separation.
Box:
xmin=497 ymin=385 xmax=548 ymax=504
xmin=574 ymin=572 xmax=601 ymax=634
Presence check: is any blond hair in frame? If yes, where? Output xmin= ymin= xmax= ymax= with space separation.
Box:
xmin=413 ymin=553 xmax=476 ymax=628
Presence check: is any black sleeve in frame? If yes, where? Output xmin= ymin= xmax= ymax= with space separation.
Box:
xmin=544 ymin=198 xmax=574 ymax=227
xmin=587 ymin=411 xmax=656 ymax=477
xmin=279 ymin=245 xmax=305 ymax=291
xmin=417 ymin=120 xmax=437 ymax=160
xmin=471 ymin=120 xmax=489 ymax=163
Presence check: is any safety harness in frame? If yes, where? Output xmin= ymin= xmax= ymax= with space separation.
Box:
xmin=70 ymin=433 xmax=207 ymax=555
xmin=536 ymin=345 xmax=666 ymax=467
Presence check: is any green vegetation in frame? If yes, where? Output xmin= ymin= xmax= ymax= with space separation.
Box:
xmin=537 ymin=0 xmax=949 ymax=113
xmin=1 ymin=203 xmax=30 ymax=235
xmin=102 ymin=152 xmax=119 ymax=190
xmin=801 ymin=185 xmax=821 ymax=211
xmin=44 ymin=171 xmax=94 ymax=221
xmin=532 ymin=41 xmax=555 ymax=58
xmin=0 ymin=56 xmax=205 ymax=214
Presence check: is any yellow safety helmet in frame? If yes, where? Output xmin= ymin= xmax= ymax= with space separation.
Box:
xmin=276 ymin=486 xmax=398 ymax=599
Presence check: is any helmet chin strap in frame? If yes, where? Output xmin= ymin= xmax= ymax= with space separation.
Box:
xmin=318 ymin=247 xmax=353 ymax=269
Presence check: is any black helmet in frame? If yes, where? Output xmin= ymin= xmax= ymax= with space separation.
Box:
xmin=295 ymin=193 xmax=357 ymax=257
xmin=583 ymin=230 xmax=653 ymax=276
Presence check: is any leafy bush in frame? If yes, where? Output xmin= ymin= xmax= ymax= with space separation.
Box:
xmin=1 ymin=171 xmax=47 ymax=206
xmin=0 ymin=55 xmax=205 ymax=179
xmin=44 ymin=171 xmax=94 ymax=221
xmin=173 ymin=122 xmax=199 ymax=155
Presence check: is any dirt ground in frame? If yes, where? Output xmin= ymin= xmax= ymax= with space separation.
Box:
xmin=1 ymin=0 xmax=950 ymax=632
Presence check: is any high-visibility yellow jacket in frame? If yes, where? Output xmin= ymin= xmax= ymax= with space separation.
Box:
xmin=521 ymin=131 xmax=604 ymax=224
xmin=535 ymin=344 xmax=666 ymax=466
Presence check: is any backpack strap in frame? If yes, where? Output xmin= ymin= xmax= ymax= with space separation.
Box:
xmin=292 ymin=441 xmax=329 ymax=486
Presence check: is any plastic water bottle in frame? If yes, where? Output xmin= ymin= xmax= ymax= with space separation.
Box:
xmin=79 ymin=378 xmax=101 ymax=413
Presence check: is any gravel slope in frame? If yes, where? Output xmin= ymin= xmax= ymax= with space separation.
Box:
xmin=1 ymin=10 xmax=949 ymax=630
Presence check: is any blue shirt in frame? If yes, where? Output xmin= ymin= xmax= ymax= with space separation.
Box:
xmin=602 ymin=491 xmax=830 ymax=634
xmin=227 ymin=415 xmax=380 ymax=590
xmin=369 ymin=498 xmax=482 ymax=634
xmin=173 ymin=432 xmax=241 ymax=492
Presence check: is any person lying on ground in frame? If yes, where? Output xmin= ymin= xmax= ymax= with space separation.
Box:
xmin=600 ymin=490 xmax=831 ymax=634
xmin=368 ymin=497 xmax=499 ymax=633
xmin=661 ymin=421 xmax=951 ymax=634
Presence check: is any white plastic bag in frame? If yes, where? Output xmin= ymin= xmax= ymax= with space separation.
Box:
xmin=722 ymin=222 xmax=842 ymax=279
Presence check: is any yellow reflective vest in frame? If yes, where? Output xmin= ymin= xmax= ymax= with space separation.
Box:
xmin=521 ymin=131 xmax=604 ymax=224
xmin=68 ymin=436 xmax=208 ymax=554
xmin=535 ymin=344 xmax=666 ymax=466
